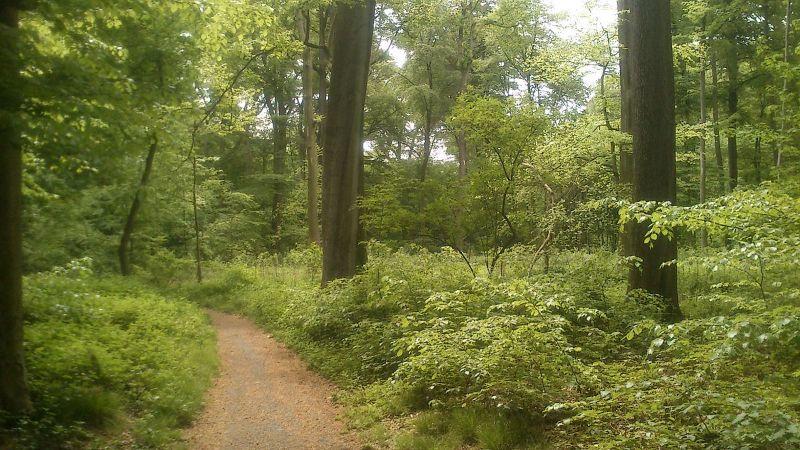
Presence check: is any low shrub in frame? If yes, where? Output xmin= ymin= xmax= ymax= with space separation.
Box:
xmin=2 ymin=259 xmax=217 ymax=449
xmin=175 ymin=230 xmax=800 ymax=449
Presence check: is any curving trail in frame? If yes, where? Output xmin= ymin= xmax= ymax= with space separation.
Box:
xmin=184 ymin=310 xmax=360 ymax=450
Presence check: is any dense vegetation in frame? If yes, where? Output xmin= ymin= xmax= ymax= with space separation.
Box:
xmin=2 ymin=259 xmax=216 ymax=448
xmin=1 ymin=0 xmax=799 ymax=448
xmin=176 ymin=198 xmax=800 ymax=448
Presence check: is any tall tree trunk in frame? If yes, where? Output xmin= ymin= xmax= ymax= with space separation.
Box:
xmin=0 ymin=1 xmax=32 ymax=416
xmin=321 ymin=0 xmax=376 ymax=283
xmin=617 ymin=0 xmax=635 ymax=259
xmin=777 ymin=0 xmax=793 ymax=171
xmin=456 ymin=133 xmax=468 ymax=178
xmin=418 ymin=62 xmax=435 ymax=182
xmin=300 ymin=15 xmax=321 ymax=245
xmin=711 ymin=51 xmax=726 ymax=192
xmin=191 ymin=154 xmax=203 ymax=283
xmin=419 ymin=108 xmax=433 ymax=182
xmin=271 ymin=99 xmax=288 ymax=237
xmin=314 ymin=7 xmax=336 ymax=252
xmin=699 ymin=49 xmax=708 ymax=247
xmin=453 ymin=8 xmax=473 ymax=179
xmin=417 ymin=100 xmax=433 ymax=235
xmin=316 ymin=6 xmax=331 ymax=147
xmin=755 ymin=95 xmax=766 ymax=183
xmin=725 ymin=43 xmax=739 ymax=191
xmin=626 ymin=0 xmax=681 ymax=321
xmin=119 ymin=134 xmax=158 ymax=276
xmin=617 ymin=0 xmax=633 ymax=186
xmin=453 ymin=63 xmax=472 ymax=250
xmin=600 ymin=64 xmax=620 ymax=182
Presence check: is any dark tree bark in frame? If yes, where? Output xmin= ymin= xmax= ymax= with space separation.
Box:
xmin=454 ymin=65 xmax=471 ymax=179
xmin=452 ymin=25 xmax=473 ymax=250
xmin=626 ymin=0 xmax=681 ymax=321
xmin=699 ymin=48 xmax=709 ymax=247
xmin=419 ymin=111 xmax=433 ymax=181
xmin=316 ymin=6 xmax=331 ymax=146
xmin=454 ymin=40 xmax=471 ymax=179
xmin=0 ymin=1 xmax=32 ymax=415
xmin=418 ymin=62 xmax=435 ymax=182
xmin=617 ymin=0 xmax=635 ymax=260
xmin=777 ymin=0 xmax=793 ymax=169
xmin=270 ymin=98 xmax=289 ymax=236
xmin=617 ymin=0 xmax=633 ymax=185
xmin=456 ymin=133 xmax=468 ymax=178
xmin=119 ymin=134 xmax=158 ymax=276
xmin=191 ymin=154 xmax=202 ymax=283
xmin=321 ymin=0 xmax=376 ymax=283
xmin=755 ymin=95 xmax=766 ymax=183
xmin=299 ymin=14 xmax=321 ymax=245
xmin=600 ymin=64 xmax=620 ymax=182
xmin=710 ymin=51 xmax=726 ymax=192
xmin=725 ymin=42 xmax=739 ymax=191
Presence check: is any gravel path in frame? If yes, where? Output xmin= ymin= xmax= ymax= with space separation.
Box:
xmin=184 ymin=310 xmax=360 ymax=449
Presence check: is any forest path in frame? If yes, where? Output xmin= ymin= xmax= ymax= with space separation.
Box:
xmin=184 ymin=310 xmax=360 ymax=450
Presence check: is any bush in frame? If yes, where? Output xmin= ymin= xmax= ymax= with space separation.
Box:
xmin=175 ymin=232 xmax=800 ymax=449
xmin=3 ymin=259 xmax=217 ymax=449
xmin=394 ymin=278 xmax=600 ymax=413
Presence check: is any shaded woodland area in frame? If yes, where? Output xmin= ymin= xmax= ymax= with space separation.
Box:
xmin=2 ymin=0 xmax=800 ymax=448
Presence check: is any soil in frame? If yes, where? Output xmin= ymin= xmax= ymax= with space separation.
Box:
xmin=184 ymin=310 xmax=361 ymax=449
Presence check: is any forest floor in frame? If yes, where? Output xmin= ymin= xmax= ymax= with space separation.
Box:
xmin=184 ymin=310 xmax=360 ymax=449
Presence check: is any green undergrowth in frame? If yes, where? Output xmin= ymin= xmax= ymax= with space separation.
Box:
xmin=1 ymin=258 xmax=217 ymax=449
xmin=174 ymin=242 xmax=800 ymax=449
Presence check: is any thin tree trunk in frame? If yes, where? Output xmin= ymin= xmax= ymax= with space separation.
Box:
xmin=626 ymin=0 xmax=681 ymax=322
xmin=777 ymin=0 xmax=793 ymax=171
xmin=119 ymin=134 xmax=158 ymax=276
xmin=271 ymin=99 xmax=288 ymax=237
xmin=454 ymin=23 xmax=472 ymax=179
xmin=456 ymin=133 xmax=468 ymax=178
xmin=699 ymin=48 xmax=709 ymax=247
xmin=419 ymin=109 xmax=433 ymax=182
xmin=726 ymin=43 xmax=739 ymax=191
xmin=419 ymin=62 xmax=435 ymax=182
xmin=754 ymin=136 xmax=762 ymax=182
xmin=0 ymin=1 xmax=32 ymax=415
xmin=300 ymin=15 xmax=321 ymax=245
xmin=711 ymin=51 xmax=726 ymax=192
xmin=453 ymin=47 xmax=472 ymax=250
xmin=617 ymin=0 xmax=633 ymax=186
xmin=191 ymin=154 xmax=203 ymax=283
xmin=617 ymin=0 xmax=635 ymax=260
xmin=417 ymin=100 xmax=434 ymax=239
xmin=600 ymin=64 xmax=620 ymax=182
xmin=755 ymin=96 xmax=766 ymax=183
xmin=314 ymin=7 xmax=334 ymax=252
xmin=543 ymin=187 xmax=555 ymax=273
xmin=317 ymin=6 xmax=331 ymax=147
xmin=321 ymin=0 xmax=376 ymax=283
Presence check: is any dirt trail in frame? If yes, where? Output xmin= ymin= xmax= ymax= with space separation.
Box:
xmin=184 ymin=310 xmax=360 ymax=450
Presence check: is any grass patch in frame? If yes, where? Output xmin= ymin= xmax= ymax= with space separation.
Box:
xmin=391 ymin=408 xmax=546 ymax=450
